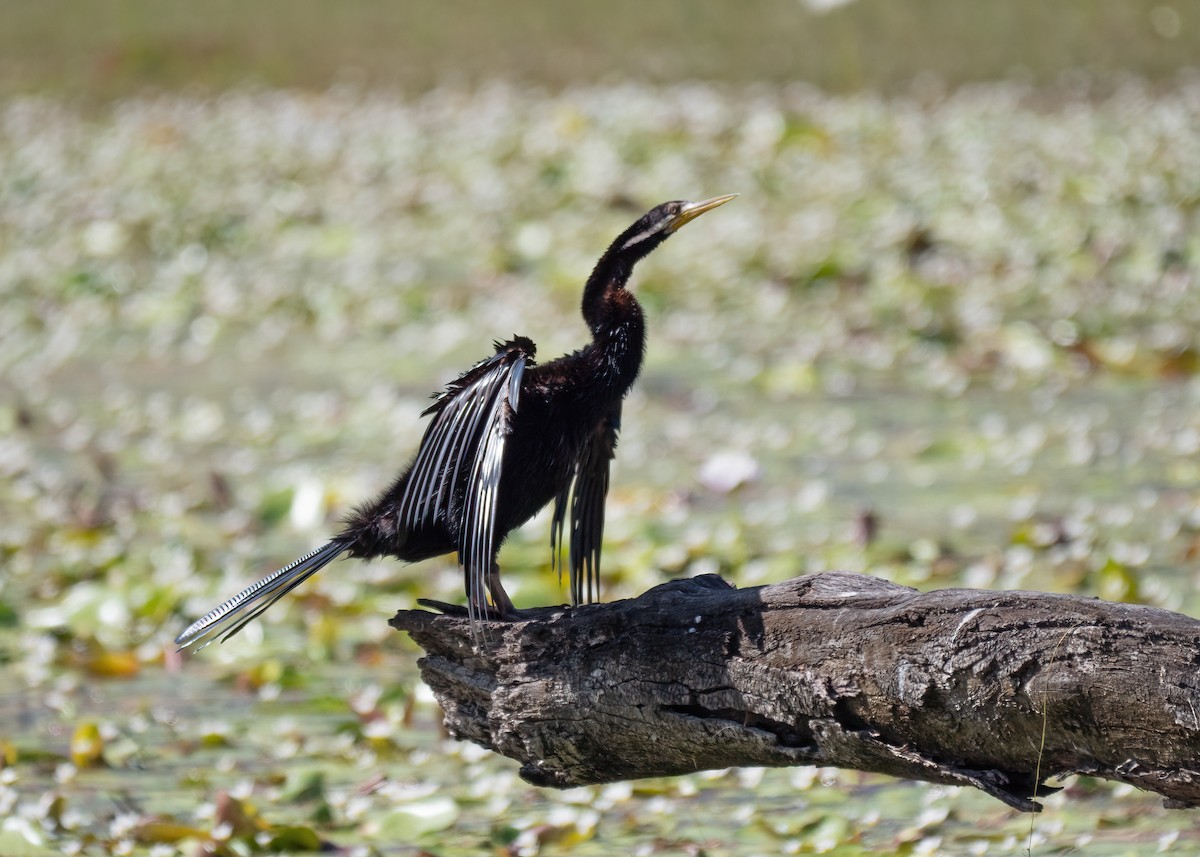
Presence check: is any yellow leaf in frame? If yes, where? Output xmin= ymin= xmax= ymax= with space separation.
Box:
xmin=214 ymin=792 xmax=267 ymax=839
xmin=84 ymin=650 xmax=141 ymax=678
xmin=70 ymin=722 xmax=104 ymax=768
xmin=0 ymin=739 xmax=16 ymax=768
xmin=132 ymin=820 xmax=209 ymax=845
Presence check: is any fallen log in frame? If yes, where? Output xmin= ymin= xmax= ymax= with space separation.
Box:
xmin=388 ymin=571 xmax=1200 ymax=812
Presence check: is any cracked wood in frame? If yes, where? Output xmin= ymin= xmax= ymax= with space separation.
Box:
xmin=389 ymin=571 xmax=1200 ymax=812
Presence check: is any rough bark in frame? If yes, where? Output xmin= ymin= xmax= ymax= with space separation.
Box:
xmin=388 ymin=572 xmax=1200 ymax=812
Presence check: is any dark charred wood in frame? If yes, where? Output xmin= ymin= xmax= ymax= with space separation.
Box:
xmin=389 ymin=571 xmax=1200 ymax=812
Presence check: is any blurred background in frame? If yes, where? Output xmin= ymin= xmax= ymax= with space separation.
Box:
xmin=3 ymin=0 xmax=1199 ymax=97
xmin=3 ymin=1 xmax=1200 ymax=855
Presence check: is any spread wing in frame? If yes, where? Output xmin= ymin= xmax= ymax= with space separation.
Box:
xmin=399 ymin=337 xmax=532 ymax=625
xmin=176 ymin=337 xmax=535 ymax=651
xmin=552 ymin=403 xmax=620 ymax=605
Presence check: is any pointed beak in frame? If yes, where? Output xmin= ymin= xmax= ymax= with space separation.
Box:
xmin=669 ymin=194 xmax=738 ymax=231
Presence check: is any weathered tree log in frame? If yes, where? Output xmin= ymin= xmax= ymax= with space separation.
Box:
xmin=389 ymin=572 xmax=1200 ymax=812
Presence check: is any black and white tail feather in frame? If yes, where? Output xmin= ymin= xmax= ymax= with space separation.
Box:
xmin=174 ymin=541 xmax=347 ymax=650
xmin=175 ymin=338 xmax=538 ymax=650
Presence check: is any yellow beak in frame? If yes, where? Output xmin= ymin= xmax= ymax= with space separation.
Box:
xmin=669 ymin=194 xmax=738 ymax=231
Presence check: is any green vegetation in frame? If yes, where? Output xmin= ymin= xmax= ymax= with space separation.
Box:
xmin=0 ymin=0 xmax=1197 ymax=99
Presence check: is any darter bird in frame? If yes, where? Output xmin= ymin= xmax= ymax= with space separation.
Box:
xmin=175 ymin=194 xmax=736 ymax=649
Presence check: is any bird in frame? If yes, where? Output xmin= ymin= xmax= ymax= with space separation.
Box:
xmin=175 ymin=194 xmax=737 ymax=649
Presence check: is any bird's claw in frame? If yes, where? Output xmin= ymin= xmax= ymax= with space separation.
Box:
xmin=416 ymin=598 xmax=470 ymax=617
xmin=415 ymin=598 xmax=536 ymax=622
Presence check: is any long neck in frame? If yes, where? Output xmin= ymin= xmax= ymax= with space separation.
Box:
xmin=580 ymin=243 xmax=652 ymax=388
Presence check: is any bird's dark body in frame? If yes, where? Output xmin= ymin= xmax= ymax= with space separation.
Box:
xmin=339 ymin=340 xmax=641 ymax=566
xmin=175 ymin=195 xmax=731 ymax=649
xmin=342 ymin=282 xmax=644 ymax=555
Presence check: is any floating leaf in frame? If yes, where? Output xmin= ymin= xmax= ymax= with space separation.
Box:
xmin=214 ymin=791 xmax=266 ymax=839
xmin=368 ymin=796 xmax=459 ymax=840
xmin=132 ymin=819 xmax=210 ymax=845
xmin=0 ymin=738 xmax=17 ymax=767
xmin=279 ymin=766 xmax=326 ymax=803
xmin=70 ymin=721 xmax=104 ymax=768
xmin=40 ymin=793 xmax=65 ymax=829
xmin=265 ymin=825 xmax=324 ymax=852
xmin=1096 ymin=557 xmax=1139 ymax=603
xmin=0 ymin=829 xmax=61 ymax=857
xmin=83 ymin=649 xmax=141 ymax=678
xmin=258 ymin=487 xmax=295 ymax=528
xmin=102 ymin=735 xmax=140 ymax=767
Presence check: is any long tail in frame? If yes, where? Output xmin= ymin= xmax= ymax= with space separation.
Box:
xmin=175 ymin=541 xmax=347 ymax=650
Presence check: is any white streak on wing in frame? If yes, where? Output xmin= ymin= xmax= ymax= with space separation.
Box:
xmin=404 ymin=394 xmax=474 ymax=527
xmin=408 ymin=394 xmax=476 ymax=528
xmin=446 ymin=388 xmax=494 ymax=518
xmin=459 ymin=356 xmax=524 ymax=628
xmin=397 ymin=351 xmax=516 ymax=533
xmin=508 ymin=362 xmax=524 ymax=411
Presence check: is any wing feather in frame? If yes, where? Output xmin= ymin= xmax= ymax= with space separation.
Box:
xmin=393 ymin=339 xmax=531 ymax=627
xmin=460 ymin=355 xmax=525 ymax=627
xmin=397 ymin=343 xmax=528 ymax=536
xmin=552 ymin=404 xmax=620 ymax=606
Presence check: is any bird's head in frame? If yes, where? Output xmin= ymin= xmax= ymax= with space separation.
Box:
xmin=615 ymin=194 xmax=738 ymax=256
xmin=583 ymin=194 xmax=737 ymax=331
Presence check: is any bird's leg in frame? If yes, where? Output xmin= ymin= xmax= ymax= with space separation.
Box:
xmin=485 ymin=562 xmax=536 ymax=620
xmin=460 ymin=561 xmax=532 ymax=619
xmin=485 ymin=561 xmax=515 ymax=616
xmin=462 ymin=562 xmax=521 ymax=622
